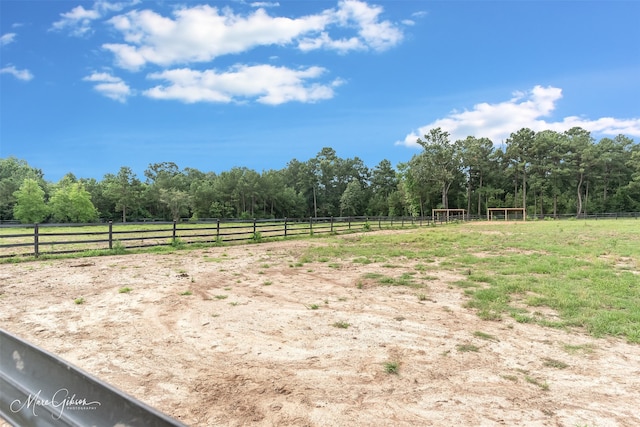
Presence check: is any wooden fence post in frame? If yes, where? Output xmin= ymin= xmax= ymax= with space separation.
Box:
xmin=309 ymin=217 xmax=313 ymax=235
xmin=253 ymin=218 xmax=257 ymax=237
xmin=34 ymin=223 xmax=39 ymax=258
xmin=108 ymin=221 xmax=113 ymax=250
xmin=348 ymin=217 xmax=351 ymax=230
xmin=284 ymin=218 xmax=288 ymax=237
xmin=172 ymin=220 xmax=177 ymax=241
xmin=216 ymin=219 xmax=220 ymax=241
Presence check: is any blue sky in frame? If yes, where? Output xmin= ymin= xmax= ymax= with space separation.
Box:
xmin=1 ymin=0 xmax=639 ymax=182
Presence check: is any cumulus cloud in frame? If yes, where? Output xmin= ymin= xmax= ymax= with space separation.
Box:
xmin=398 ymin=85 xmax=640 ymax=148
xmin=144 ymin=64 xmax=343 ymax=105
xmin=51 ymin=0 xmax=139 ymax=36
xmin=0 ymin=65 xmax=33 ymax=81
xmin=83 ymin=71 xmax=131 ymax=102
xmin=1 ymin=33 xmax=16 ymax=46
xmin=104 ymin=0 xmax=403 ymax=70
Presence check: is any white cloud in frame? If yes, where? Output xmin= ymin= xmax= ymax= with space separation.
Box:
xmin=104 ymin=5 xmax=327 ymax=70
xmin=144 ymin=64 xmax=343 ymax=105
xmin=1 ymin=33 xmax=16 ymax=46
xmin=0 ymin=65 xmax=33 ymax=81
xmin=250 ymin=2 xmax=280 ymax=7
xmin=398 ymin=85 xmax=640 ymax=148
xmin=83 ymin=72 xmax=131 ymax=102
xmin=51 ymin=0 xmax=138 ymax=36
xmin=104 ymin=1 xmax=403 ymax=70
xmin=51 ymin=5 xmax=101 ymax=36
xmin=333 ymin=0 xmax=403 ymax=51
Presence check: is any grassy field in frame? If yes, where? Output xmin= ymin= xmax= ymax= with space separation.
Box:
xmin=296 ymin=219 xmax=640 ymax=343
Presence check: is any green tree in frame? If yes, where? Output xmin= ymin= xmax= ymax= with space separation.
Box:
xmin=0 ymin=157 xmax=45 ymax=220
xmin=143 ymin=162 xmax=187 ymax=219
xmin=458 ymin=136 xmax=495 ymax=216
xmin=564 ymin=127 xmax=597 ymax=216
xmin=49 ymin=182 xmax=98 ymax=223
xmin=12 ymin=178 xmax=49 ymax=223
xmin=188 ymin=172 xmax=217 ymax=219
xmin=159 ymin=188 xmax=190 ymax=221
xmin=622 ymin=143 xmax=640 ymax=210
xmin=505 ymin=128 xmax=535 ymax=212
xmin=81 ymin=177 xmax=115 ymax=221
xmin=413 ymin=128 xmax=462 ymax=210
xmin=340 ymin=180 xmax=365 ymax=216
xmin=367 ymin=159 xmax=397 ymax=215
xmin=103 ymin=167 xmax=143 ymax=222
xmin=591 ymin=135 xmax=634 ymax=211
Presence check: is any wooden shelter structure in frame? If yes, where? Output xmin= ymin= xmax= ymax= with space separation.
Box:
xmin=487 ymin=207 xmax=526 ymax=221
xmin=432 ymin=208 xmax=467 ymax=222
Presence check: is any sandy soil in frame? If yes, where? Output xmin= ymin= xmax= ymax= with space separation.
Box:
xmin=1 ymin=231 xmax=639 ymax=426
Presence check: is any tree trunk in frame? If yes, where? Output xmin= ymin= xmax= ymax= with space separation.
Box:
xmin=443 ymin=181 xmax=452 ymax=209
xmin=467 ymin=175 xmax=472 ymax=220
xmin=313 ymin=186 xmax=317 ymax=218
xmin=584 ymin=181 xmax=589 ymax=216
xmin=576 ymin=172 xmax=584 ymax=218
xmin=477 ymin=174 xmax=483 ymax=219
xmin=522 ymin=168 xmax=527 ymax=213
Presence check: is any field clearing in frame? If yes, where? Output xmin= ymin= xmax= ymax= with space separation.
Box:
xmin=1 ymin=220 xmax=639 ymax=426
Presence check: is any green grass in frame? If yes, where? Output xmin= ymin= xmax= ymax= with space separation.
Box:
xmin=383 ymin=361 xmax=400 ymax=374
xmin=456 ymin=343 xmax=480 ymax=352
xmin=562 ymin=343 xmax=596 ymax=355
xmin=297 ymin=220 xmax=640 ymax=343
xmin=473 ymin=331 xmax=499 ymax=341
xmin=359 ymin=271 xmax=426 ymax=289
xmin=118 ymin=287 xmax=132 ymax=293
xmin=332 ymin=321 xmax=350 ymax=329
xmin=543 ymin=358 xmax=569 ymax=369
xmin=525 ymin=375 xmax=550 ymax=391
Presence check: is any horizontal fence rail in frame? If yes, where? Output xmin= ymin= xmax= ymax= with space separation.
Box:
xmin=1 ymin=213 xmax=638 ymax=259
xmin=0 ymin=216 xmax=436 ymax=258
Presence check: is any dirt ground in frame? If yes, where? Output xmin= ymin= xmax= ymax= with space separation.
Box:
xmin=1 ymin=230 xmax=639 ymax=426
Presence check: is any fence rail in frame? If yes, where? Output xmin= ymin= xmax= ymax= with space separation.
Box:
xmin=1 ymin=212 xmax=638 ymax=259
xmin=0 ymin=216 xmax=433 ymax=259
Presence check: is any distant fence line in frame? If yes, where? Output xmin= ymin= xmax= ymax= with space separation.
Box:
xmin=1 ymin=212 xmax=638 ymax=259
xmin=0 ymin=216 xmax=435 ymax=258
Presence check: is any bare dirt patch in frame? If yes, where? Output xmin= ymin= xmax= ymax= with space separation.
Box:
xmin=1 ymin=234 xmax=639 ymax=426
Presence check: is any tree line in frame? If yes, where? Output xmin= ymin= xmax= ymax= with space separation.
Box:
xmin=1 ymin=126 xmax=639 ymax=224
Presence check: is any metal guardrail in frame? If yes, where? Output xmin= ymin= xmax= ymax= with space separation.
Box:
xmin=0 ymin=329 xmax=187 ymax=427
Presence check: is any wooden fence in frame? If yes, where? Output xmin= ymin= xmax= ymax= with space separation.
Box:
xmin=0 ymin=216 xmax=433 ymax=259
